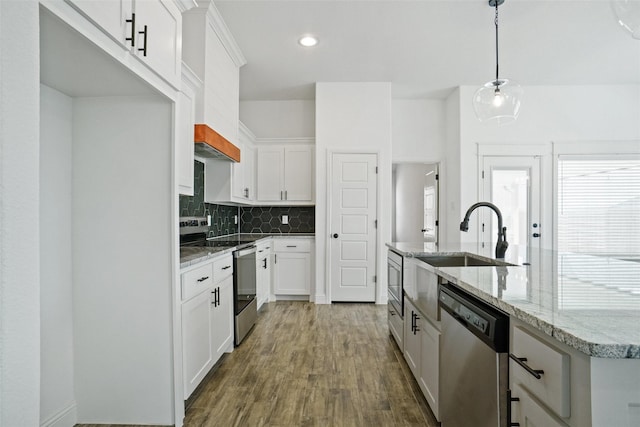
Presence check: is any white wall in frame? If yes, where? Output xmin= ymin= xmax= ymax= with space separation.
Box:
xmin=443 ymin=88 xmax=461 ymax=246
xmin=39 ymin=85 xmax=77 ymax=426
xmin=240 ymin=100 xmax=315 ymax=138
xmin=315 ymin=82 xmax=392 ymax=304
xmin=391 ymin=99 xmax=445 ymax=162
xmin=0 ymin=1 xmax=41 ymax=425
xmin=72 ymin=96 xmax=174 ymax=424
xmin=455 ymin=85 xmax=640 ymax=243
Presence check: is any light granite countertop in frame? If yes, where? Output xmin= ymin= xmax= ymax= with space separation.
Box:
xmin=387 ymin=242 xmax=640 ymax=359
xmin=180 ymin=233 xmax=315 ymax=269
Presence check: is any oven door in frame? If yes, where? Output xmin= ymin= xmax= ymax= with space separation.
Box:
xmin=387 ymin=250 xmax=403 ymax=318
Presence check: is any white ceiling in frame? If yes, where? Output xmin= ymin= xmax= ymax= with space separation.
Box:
xmin=215 ymin=0 xmax=640 ymax=101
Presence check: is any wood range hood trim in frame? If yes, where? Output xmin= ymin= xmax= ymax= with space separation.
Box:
xmin=194 ymin=124 xmax=241 ymax=162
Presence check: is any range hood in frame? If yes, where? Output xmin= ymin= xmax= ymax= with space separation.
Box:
xmin=194 ymin=124 xmax=241 ymax=162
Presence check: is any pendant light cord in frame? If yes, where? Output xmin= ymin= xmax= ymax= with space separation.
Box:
xmin=495 ymin=1 xmax=500 ymax=83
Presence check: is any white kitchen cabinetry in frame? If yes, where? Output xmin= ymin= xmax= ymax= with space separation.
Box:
xmin=66 ymin=0 xmax=182 ymax=87
xmin=256 ymin=146 xmax=314 ymax=204
xmin=387 ymin=299 xmax=403 ymax=350
xmin=509 ymin=318 xmax=640 ymax=427
xmin=177 ymin=64 xmax=201 ymax=195
xmin=182 ymin=2 xmax=245 ymax=147
xmin=512 ymin=383 xmax=569 ymax=427
xmin=273 ymin=238 xmax=313 ymax=297
xmin=205 ymin=123 xmax=256 ymax=204
xmin=181 ymin=253 xmax=233 ymax=399
xmin=256 ymin=239 xmax=272 ymax=309
xmin=404 ymin=296 xmax=441 ymax=421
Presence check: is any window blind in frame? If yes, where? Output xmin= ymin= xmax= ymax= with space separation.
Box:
xmin=557 ymin=155 xmax=640 ymax=257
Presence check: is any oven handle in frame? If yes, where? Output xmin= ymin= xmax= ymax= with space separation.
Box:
xmin=234 ymin=245 xmax=257 ymax=258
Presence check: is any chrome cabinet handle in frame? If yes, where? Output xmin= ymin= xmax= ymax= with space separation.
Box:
xmin=280 ymin=190 xmax=283 ymax=200
xmin=125 ymin=13 xmax=136 ymax=47
xmin=286 ymin=245 xmax=297 ymax=248
xmin=509 ymin=354 xmax=544 ymax=379
xmin=285 ymin=190 xmax=288 ymax=200
xmin=197 ymin=276 xmax=209 ymax=282
xmin=138 ymin=25 xmax=148 ymax=56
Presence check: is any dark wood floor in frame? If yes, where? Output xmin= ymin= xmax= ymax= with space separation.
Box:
xmin=77 ymin=302 xmax=439 ymax=427
xmin=184 ymin=301 xmax=438 ymax=427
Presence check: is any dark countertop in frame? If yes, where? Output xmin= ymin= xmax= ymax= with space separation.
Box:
xmin=180 ymin=233 xmax=315 ymax=268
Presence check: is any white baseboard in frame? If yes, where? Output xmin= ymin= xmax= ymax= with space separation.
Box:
xmin=313 ymin=294 xmax=329 ymax=304
xmin=41 ymin=401 xmax=77 ymax=427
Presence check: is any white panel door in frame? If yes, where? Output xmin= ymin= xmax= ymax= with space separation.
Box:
xmin=330 ymin=153 xmax=377 ymax=302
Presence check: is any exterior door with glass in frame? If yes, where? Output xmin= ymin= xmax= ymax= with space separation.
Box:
xmin=481 ymin=156 xmax=542 ymax=262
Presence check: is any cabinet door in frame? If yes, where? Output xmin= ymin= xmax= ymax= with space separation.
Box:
xmin=243 ymin=145 xmax=255 ymax=201
xmin=403 ymin=302 xmax=421 ymax=379
xmin=257 ymin=148 xmax=284 ymax=201
xmin=133 ymin=0 xmax=181 ymax=88
xmin=182 ymin=289 xmax=214 ymax=398
xmin=66 ymin=0 xmax=133 ymax=46
xmin=419 ymin=318 xmax=440 ymax=421
xmin=274 ymin=252 xmax=310 ymax=295
xmin=177 ymin=75 xmax=196 ymax=195
xmin=231 ymin=140 xmax=245 ymax=200
xmin=211 ymin=275 xmax=234 ymax=361
xmin=283 ymin=146 xmax=312 ymax=201
xmin=512 ymin=383 xmax=569 ymax=427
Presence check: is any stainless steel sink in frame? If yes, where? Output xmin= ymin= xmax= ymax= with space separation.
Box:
xmin=416 ymin=254 xmax=515 ymax=267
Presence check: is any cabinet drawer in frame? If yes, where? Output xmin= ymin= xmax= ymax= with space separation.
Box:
xmin=213 ymin=254 xmax=233 ymax=281
xmin=256 ymin=239 xmax=272 ymax=254
xmin=511 ymin=326 xmax=571 ymax=418
xmin=511 ymin=383 xmax=569 ymax=427
xmin=182 ymin=262 xmax=214 ymax=301
xmin=274 ymin=239 xmax=311 ymax=253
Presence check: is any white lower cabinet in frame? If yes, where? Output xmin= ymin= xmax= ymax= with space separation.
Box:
xmin=387 ymin=298 xmax=403 ymax=351
xmin=512 ymin=383 xmax=569 ymax=427
xmin=256 ymin=240 xmax=272 ymax=309
xmin=404 ymin=297 xmax=440 ymax=421
xmin=181 ymin=254 xmax=234 ymax=399
xmin=211 ymin=274 xmax=233 ymax=362
xmin=182 ymin=284 xmax=215 ymax=399
xmin=273 ymin=239 xmax=312 ymax=296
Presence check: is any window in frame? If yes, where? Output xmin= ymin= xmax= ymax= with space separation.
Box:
xmin=557 ymin=155 xmax=640 ymax=258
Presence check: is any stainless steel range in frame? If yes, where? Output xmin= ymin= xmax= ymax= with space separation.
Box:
xmin=179 ymin=217 xmax=258 ymax=346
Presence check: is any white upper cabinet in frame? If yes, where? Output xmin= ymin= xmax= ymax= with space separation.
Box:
xmin=182 ymin=1 xmax=246 ymax=146
xmin=133 ymin=0 xmax=182 ymax=87
xmin=204 ymin=122 xmax=256 ymax=204
xmin=256 ymin=145 xmax=314 ymax=204
xmin=66 ymin=0 xmax=182 ymax=88
xmin=177 ymin=64 xmax=201 ymax=195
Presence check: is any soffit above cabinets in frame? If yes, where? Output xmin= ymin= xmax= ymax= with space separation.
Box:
xmin=194 ymin=124 xmax=241 ymax=162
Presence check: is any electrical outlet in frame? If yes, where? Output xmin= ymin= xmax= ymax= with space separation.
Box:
xmin=207 ymin=215 xmax=212 ymax=226
xmin=282 ymin=215 xmax=289 ymax=225
xmin=234 ymin=215 xmax=238 ymax=224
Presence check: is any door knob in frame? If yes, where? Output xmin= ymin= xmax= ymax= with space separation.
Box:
xmin=532 ymin=233 xmax=540 ymax=238
xmin=332 ymin=233 xmax=339 ymax=238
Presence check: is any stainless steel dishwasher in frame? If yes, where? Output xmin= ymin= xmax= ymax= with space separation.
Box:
xmin=439 ymin=282 xmax=509 ymax=427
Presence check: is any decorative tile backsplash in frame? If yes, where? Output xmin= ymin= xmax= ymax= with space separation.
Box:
xmin=179 ymin=160 xmax=315 ymax=236
xmin=240 ymin=206 xmax=315 ymax=234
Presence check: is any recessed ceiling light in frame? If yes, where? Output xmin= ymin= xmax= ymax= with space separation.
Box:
xmin=298 ymin=35 xmax=318 ymax=47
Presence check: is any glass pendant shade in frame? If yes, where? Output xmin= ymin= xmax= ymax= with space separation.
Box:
xmin=473 ymin=79 xmax=523 ymax=124
xmin=612 ymin=0 xmax=640 ymax=39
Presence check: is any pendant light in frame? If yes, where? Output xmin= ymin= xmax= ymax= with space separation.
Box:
xmin=611 ymin=0 xmax=640 ymax=39
xmin=473 ymin=0 xmax=523 ymax=124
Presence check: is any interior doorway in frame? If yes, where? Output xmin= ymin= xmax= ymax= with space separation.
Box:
xmin=392 ymin=163 xmax=439 ymax=245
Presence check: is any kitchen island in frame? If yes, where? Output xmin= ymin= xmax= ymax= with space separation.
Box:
xmin=387 ymin=241 xmax=640 ymax=427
